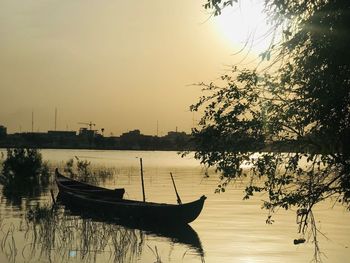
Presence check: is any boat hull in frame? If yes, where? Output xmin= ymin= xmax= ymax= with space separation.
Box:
xmin=55 ymin=169 xmax=125 ymax=199
xmin=59 ymin=188 xmax=206 ymax=225
xmin=55 ymin=169 xmax=206 ymax=225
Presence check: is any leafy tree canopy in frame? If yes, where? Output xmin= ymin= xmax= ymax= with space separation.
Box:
xmin=0 ymin=148 xmax=50 ymax=207
xmin=191 ymin=0 xmax=350 ymax=256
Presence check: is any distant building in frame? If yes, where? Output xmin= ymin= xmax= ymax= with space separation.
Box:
xmin=163 ymin=131 xmax=191 ymax=150
xmin=120 ymin=130 xmax=142 ymax=149
xmin=0 ymin=125 xmax=7 ymax=138
xmin=79 ymin=128 xmax=96 ymax=137
xmin=164 ymin=131 xmax=189 ymax=142
xmin=120 ymin=129 xmax=141 ymax=138
xmin=0 ymin=127 xmax=194 ymax=150
xmin=48 ymin=130 xmax=76 ymax=138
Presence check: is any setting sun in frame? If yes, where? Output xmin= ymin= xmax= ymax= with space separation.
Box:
xmin=213 ymin=0 xmax=274 ymax=54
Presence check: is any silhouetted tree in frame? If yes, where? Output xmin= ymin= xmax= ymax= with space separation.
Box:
xmin=0 ymin=148 xmax=50 ymax=206
xmin=191 ymin=1 xmax=350 ymax=259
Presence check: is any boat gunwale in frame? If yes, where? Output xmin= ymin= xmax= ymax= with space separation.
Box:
xmin=60 ymin=187 xmax=206 ymax=208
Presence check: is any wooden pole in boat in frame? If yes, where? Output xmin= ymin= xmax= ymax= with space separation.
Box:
xmin=50 ymin=189 xmax=56 ymax=206
xmin=170 ymin=172 xmax=182 ymax=204
xmin=140 ymin=158 xmax=146 ymax=202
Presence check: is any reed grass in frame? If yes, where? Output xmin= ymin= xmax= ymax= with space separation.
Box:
xmin=62 ymin=157 xmax=118 ymax=186
xmin=22 ymin=204 xmax=144 ymax=263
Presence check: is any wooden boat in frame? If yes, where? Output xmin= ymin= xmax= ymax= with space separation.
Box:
xmin=55 ymin=168 xmax=125 ymax=199
xmin=55 ymin=169 xmax=206 ymax=225
xmin=56 ymin=192 xmax=204 ymax=257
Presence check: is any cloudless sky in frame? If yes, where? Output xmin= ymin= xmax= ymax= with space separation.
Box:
xmin=0 ymin=0 xmax=268 ymax=136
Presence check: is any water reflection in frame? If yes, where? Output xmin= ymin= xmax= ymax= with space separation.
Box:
xmin=1 ymin=184 xmax=49 ymax=209
xmin=2 ymin=194 xmax=204 ymax=263
xmin=57 ymin=193 xmax=205 ymax=259
xmin=24 ymin=204 xmax=143 ymax=263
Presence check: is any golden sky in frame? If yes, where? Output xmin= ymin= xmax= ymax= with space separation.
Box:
xmin=0 ymin=0 xmax=269 ymax=136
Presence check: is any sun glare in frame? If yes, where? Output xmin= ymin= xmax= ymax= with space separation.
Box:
xmin=213 ymin=0 xmax=274 ymax=55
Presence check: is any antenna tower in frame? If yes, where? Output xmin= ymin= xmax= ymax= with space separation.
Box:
xmin=55 ymin=108 xmax=57 ymax=131
xmin=31 ymin=111 xmax=34 ymax=132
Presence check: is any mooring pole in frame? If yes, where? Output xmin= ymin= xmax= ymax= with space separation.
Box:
xmin=50 ymin=189 xmax=56 ymax=206
xmin=140 ymin=158 xmax=146 ymax=202
xmin=170 ymin=172 xmax=182 ymax=204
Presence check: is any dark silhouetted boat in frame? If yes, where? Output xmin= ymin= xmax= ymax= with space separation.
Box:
xmin=55 ymin=168 xmax=125 ymax=199
xmin=56 ymin=192 xmax=204 ymax=257
xmin=55 ymin=169 xmax=206 ymax=225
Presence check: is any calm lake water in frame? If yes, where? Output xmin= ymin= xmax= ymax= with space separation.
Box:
xmin=0 ymin=149 xmax=349 ymax=263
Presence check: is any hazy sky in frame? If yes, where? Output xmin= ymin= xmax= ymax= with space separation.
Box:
xmin=0 ymin=0 xmax=268 ymax=136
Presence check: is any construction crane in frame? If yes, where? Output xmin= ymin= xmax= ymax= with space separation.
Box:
xmin=78 ymin=121 xmax=96 ymax=130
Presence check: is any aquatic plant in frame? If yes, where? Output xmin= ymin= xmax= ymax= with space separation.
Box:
xmin=148 ymin=245 xmax=162 ymax=263
xmin=63 ymin=157 xmax=116 ymax=185
xmin=1 ymin=148 xmax=49 ymax=186
xmin=24 ymin=204 xmax=143 ymax=263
